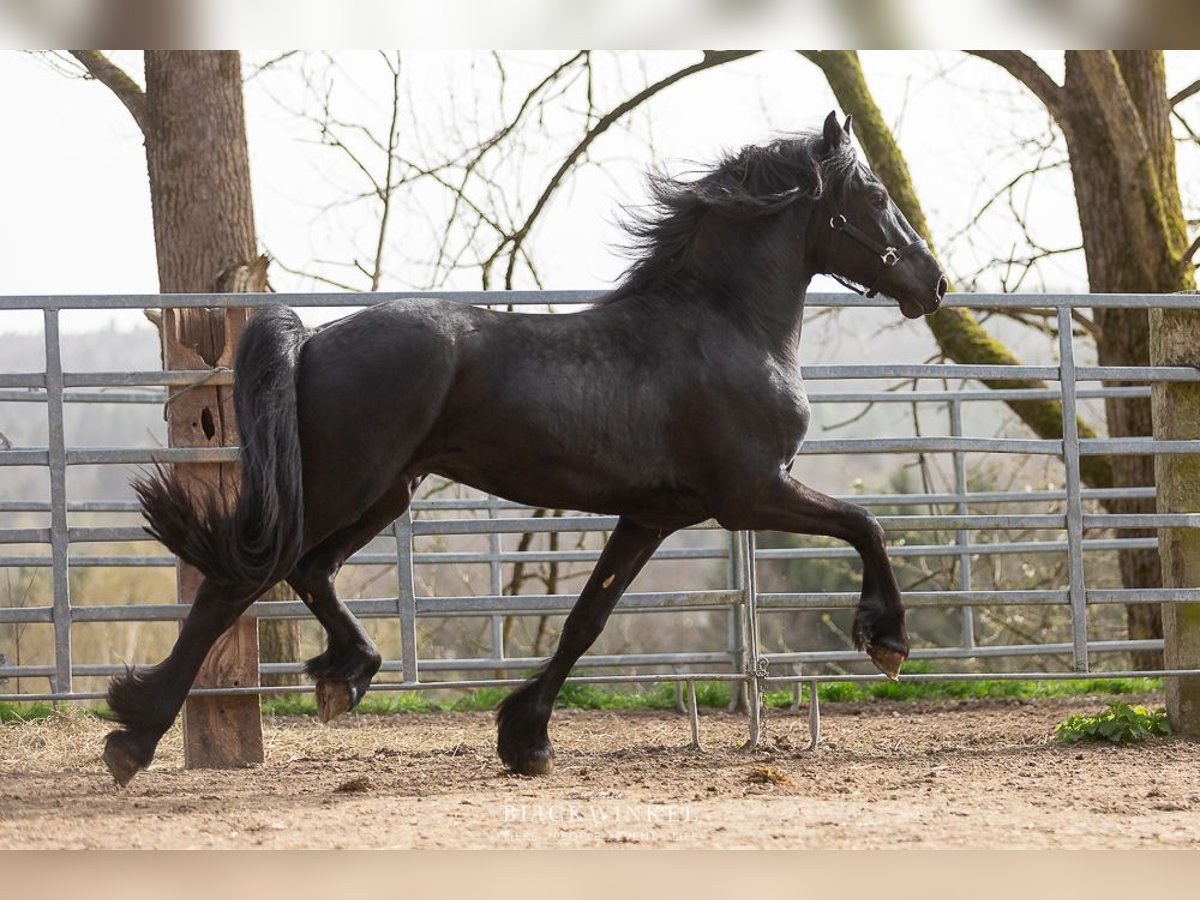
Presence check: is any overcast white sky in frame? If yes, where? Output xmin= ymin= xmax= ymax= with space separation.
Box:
xmin=1 ymin=50 xmax=1197 ymax=336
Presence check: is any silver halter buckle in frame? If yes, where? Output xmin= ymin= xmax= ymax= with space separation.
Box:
xmin=881 ymin=248 xmax=900 ymax=266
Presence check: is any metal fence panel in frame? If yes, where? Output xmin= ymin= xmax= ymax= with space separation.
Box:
xmin=2 ymin=291 xmax=1199 ymax=728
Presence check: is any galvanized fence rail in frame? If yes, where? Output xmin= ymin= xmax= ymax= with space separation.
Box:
xmin=2 ymin=291 xmax=1199 ymax=747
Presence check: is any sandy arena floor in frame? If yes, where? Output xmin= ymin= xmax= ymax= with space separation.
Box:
xmin=2 ymin=695 xmax=1198 ymax=848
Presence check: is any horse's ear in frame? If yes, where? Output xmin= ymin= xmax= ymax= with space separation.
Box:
xmin=843 ymin=114 xmax=853 ymax=136
xmin=822 ymin=110 xmax=848 ymax=154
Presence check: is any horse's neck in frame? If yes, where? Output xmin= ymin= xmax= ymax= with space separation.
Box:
xmin=791 ymin=289 xmax=808 ymax=347
xmin=750 ymin=275 xmax=811 ymax=362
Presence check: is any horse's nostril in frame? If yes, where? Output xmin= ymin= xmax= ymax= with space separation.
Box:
xmin=936 ymin=276 xmax=948 ymax=301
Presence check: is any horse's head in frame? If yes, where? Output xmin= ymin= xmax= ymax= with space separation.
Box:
xmin=814 ymin=111 xmax=947 ymax=319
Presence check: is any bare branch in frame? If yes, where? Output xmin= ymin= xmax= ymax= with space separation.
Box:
xmin=989 ymin=305 xmax=1101 ymax=341
xmin=488 ymin=50 xmax=760 ymax=288
xmin=966 ymin=51 xmax=1066 ymax=121
xmin=1173 ymin=107 xmax=1199 ymax=144
xmin=1070 ymin=308 xmax=1102 ymax=340
xmin=441 ymin=52 xmax=589 ymax=285
xmin=69 ymin=50 xmax=148 ymax=134
xmin=265 ymin=250 xmax=363 ymax=292
xmin=246 ymin=51 xmax=301 ymax=81
xmin=1183 ymin=233 xmax=1200 ymax=266
xmin=368 ymin=51 xmax=402 ymax=291
xmin=1170 ymin=78 xmax=1200 ymax=108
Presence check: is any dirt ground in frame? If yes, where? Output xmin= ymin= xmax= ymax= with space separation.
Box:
xmin=2 ymin=694 xmax=1198 ymax=848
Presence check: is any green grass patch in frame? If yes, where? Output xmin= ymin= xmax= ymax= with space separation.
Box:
xmin=450 ymin=687 xmax=511 ymax=712
xmin=758 ymin=660 xmax=1161 ymax=706
xmin=1055 ymin=702 xmax=1171 ymax=744
xmin=4 ymin=672 xmax=1165 ymax=723
xmin=260 ymin=691 xmax=439 ymax=717
xmin=0 ymin=701 xmax=59 ymax=723
xmin=268 ymin=673 xmax=1161 ymax=717
xmin=555 ymin=681 xmax=679 ymax=710
xmin=765 ymin=674 xmax=1162 ymax=707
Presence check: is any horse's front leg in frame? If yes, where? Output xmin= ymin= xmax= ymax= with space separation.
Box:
xmin=496 ymin=517 xmax=670 ymax=775
xmin=728 ymin=474 xmax=908 ymax=679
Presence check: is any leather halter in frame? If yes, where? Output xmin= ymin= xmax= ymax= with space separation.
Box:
xmin=827 ymin=213 xmax=928 ymax=298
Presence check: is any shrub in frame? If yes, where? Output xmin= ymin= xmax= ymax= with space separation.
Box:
xmin=1055 ymin=702 xmax=1171 ymax=744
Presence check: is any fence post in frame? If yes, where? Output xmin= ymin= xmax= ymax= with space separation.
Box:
xmin=726 ymin=529 xmax=745 ymax=712
xmin=1057 ymin=306 xmax=1089 ymax=671
xmin=741 ymin=530 xmax=764 ymax=746
xmin=949 ymin=397 xmax=975 ymax=650
xmin=487 ymin=495 xmax=505 ymax=676
xmin=166 ymin=303 xmax=263 ymax=769
xmin=43 ymin=309 xmax=72 ymax=698
xmin=1151 ymin=304 xmax=1200 ymax=734
xmin=395 ymin=511 xmax=418 ymax=684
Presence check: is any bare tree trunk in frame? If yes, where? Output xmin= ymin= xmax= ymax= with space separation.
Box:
xmin=142 ymin=51 xmax=265 ymax=765
xmin=1152 ymin=305 xmax=1200 ymax=732
xmin=818 ymin=50 xmax=1195 ymax=669
xmin=1055 ymin=51 xmax=1195 ymax=668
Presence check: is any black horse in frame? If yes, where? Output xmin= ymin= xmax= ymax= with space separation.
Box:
xmin=104 ymin=112 xmax=946 ymax=785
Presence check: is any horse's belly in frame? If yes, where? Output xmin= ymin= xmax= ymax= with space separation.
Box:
xmin=425 ymin=435 xmax=676 ymax=517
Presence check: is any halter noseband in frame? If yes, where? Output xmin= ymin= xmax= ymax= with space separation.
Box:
xmin=827 ymin=213 xmax=927 ymax=298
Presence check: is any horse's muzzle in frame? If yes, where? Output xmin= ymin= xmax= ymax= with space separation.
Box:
xmin=922 ymin=275 xmax=948 ymax=314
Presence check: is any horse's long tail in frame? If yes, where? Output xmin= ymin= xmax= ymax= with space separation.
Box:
xmin=133 ymin=305 xmax=307 ymax=595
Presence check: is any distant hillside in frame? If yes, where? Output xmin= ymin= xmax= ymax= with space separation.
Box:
xmin=1 ymin=323 xmax=164 ymax=503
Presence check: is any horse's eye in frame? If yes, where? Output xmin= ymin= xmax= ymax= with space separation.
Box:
xmin=872 ymin=194 xmax=888 ymax=210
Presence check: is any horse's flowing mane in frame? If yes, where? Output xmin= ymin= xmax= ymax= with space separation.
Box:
xmin=612 ymin=131 xmax=857 ymax=297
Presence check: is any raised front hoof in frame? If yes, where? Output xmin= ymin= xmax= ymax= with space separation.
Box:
xmin=852 ymin=604 xmax=908 ymax=681
xmin=103 ymin=729 xmax=155 ymax=787
xmin=866 ymin=643 xmax=906 ymax=682
xmin=499 ymin=742 xmax=556 ymax=776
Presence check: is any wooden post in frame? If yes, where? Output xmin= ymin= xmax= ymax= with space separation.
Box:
xmin=142 ymin=52 xmax=265 ymax=767
xmin=165 ymin=306 xmax=263 ymax=768
xmin=1151 ymin=305 xmax=1200 ymax=734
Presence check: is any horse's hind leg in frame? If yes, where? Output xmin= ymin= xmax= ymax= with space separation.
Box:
xmin=288 ymin=559 xmax=381 ymax=724
xmin=496 ymin=517 xmax=670 ymax=775
xmin=288 ymin=477 xmax=420 ymax=722
xmin=103 ymin=578 xmax=263 ymax=786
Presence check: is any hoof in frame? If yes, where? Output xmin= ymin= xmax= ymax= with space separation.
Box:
xmin=103 ymin=730 xmax=152 ymax=787
xmin=506 ymin=746 xmax=556 ymax=776
xmin=867 ymin=644 xmax=905 ymax=682
xmin=315 ymin=679 xmax=355 ymax=723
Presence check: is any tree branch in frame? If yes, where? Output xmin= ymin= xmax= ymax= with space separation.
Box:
xmin=368 ymin=51 xmax=402 ymax=292
xmin=69 ymin=50 xmax=148 ymax=134
xmin=488 ymin=50 xmax=759 ymax=288
xmin=1170 ymin=78 xmax=1200 ymax=108
xmin=966 ymin=51 xmax=1066 ymax=122
xmin=1183 ymin=233 xmax=1200 ymax=266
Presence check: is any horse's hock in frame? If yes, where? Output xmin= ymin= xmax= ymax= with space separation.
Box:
xmin=1 ymin=291 xmax=1199 ymax=762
